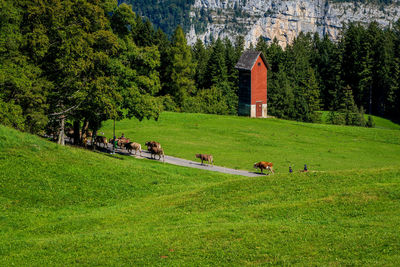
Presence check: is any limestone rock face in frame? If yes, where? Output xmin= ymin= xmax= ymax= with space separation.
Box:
xmin=187 ymin=0 xmax=400 ymax=47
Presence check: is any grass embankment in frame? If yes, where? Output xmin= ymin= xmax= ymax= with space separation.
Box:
xmin=1 ymin=124 xmax=400 ymax=265
xmin=101 ymin=112 xmax=400 ymax=172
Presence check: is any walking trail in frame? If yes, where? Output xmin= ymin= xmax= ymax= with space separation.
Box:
xmin=96 ymin=142 xmax=267 ymax=178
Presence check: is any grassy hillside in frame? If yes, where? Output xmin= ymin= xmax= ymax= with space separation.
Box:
xmin=319 ymin=111 xmax=400 ymax=130
xmin=1 ymin=123 xmax=400 ymax=265
xmin=100 ymin=112 xmax=400 ymax=172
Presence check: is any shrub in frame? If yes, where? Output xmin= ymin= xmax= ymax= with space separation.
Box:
xmin=0 ymin=100 xmax=26 ymax=131
xmin=366 ymin=115 xmax=375 ymax=128
xmin=162 ymin=95 xmax=178 ymax=112
xmin=327 ymin=111 xmax=346 ymax=125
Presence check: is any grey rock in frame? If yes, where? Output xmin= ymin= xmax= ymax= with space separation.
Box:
xmin=188 ymin=0 xmax=400 ymax=47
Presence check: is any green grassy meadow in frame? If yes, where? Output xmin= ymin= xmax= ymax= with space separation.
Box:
xmin=101 ymin=112 xmax=400 ymax=172
xmin=1 ymin=113 xmax=400 ymax=265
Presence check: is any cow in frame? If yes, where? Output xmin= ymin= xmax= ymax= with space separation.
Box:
xmin=94 ymin=136 xmax=108 ymax=148
xmin=109 ymin=138 xmax=130 ymax=149
xmin=254 ymin=161 xmax=274 ymax=174
xmin=125 ymin=142 xmax=142 ymax=156
xmin=145 ymin=141 xmax=161 ymax=151
xmin=83 ymin=137 xmax=88 ymax=148
xmin=119 ymin=137 xmax=130 ymax=148
xmin=65 ymin=127 xmax=75 ymax=139
xmin=195 ymin=154 xmax=214 ymax=166
xmin=150 ymin=146 xmax=164 ymax=162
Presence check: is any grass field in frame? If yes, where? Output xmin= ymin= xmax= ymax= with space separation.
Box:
xmin=1 ymin=113 xmax=400 ymax=265
xmin=318 ymin=111 xmax=400 ymax=130
xmin=100 ymin=112 xmax=400 ymax=173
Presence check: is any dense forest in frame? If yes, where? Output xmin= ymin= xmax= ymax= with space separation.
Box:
xmin=1 ymin=0 xmax=400 ymax=145
xmin=119 ymin=0 xmax=195 ymax=36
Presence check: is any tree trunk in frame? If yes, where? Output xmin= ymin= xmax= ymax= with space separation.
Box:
xmin=81 ymin=119 xmax=89 ymax=144
xmin=73 ymin=120 xmax=81 ymax=145
xmin=92 ymin=128 xmax=97 ymax=151
xmin=57 ymin=115 xmax=65 ymax=146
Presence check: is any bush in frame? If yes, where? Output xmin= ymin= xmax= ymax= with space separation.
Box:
xmin=366 ymin=115 xmax=375 ymax=128
xmin=181 ymin=85 xmax=235 ymax=115
xmin=162 ymin=95 xmax=178 ymax=112
xmin=345 ymin=111 xmax=365 ymax=127
xmin=327 ymin=111 xmax=346 ymax=125
xmin=0 ymin=100 xmax=26 ymax=131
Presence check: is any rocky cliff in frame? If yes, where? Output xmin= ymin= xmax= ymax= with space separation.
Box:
xmin=186 ymin=0 xmax=400 ymax=47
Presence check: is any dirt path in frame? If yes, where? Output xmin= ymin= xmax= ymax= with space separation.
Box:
xmin=95 ymin=142 xmax=268 ymax=177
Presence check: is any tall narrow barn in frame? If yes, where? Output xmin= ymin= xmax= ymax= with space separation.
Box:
xmin=235 ymin=51 xmax=269 ymax=118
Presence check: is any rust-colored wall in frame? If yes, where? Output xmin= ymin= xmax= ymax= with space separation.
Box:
xmin=251 ymin=56 xmax=267 ymax=105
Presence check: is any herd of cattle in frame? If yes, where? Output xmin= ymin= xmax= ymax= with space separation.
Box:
xmin=64 ymin=128 xmax=165 ymax=162
xmin=93 ymin=135 xmax=165 ymax=162
xmin=64 ymin=128 xmax=275 ymax=174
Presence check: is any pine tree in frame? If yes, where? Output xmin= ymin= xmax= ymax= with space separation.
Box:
xmin=224 ymin=37 xmax=239 ymax=87
xmin=192 ymin=39 xmax=209 ymax=90
xmin=341 ymin=23 xmax=369 ymax=109
xmin=234 ymin=35 xmax=245 ymax=60
xmin=166 ymin=26 xmax=196 ymax=106
xmin=207 ymin=38 xmax=228 ymax=86
xmin=268 ymin=65 xmax=295 ymax=119
xmin=313 ymin=34 xmax=342 ymax=110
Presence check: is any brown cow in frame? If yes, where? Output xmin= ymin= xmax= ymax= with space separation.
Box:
xmin=65 ymin=127 xmax=75 ymax=139
xmin=254 ymin=161 xmax=274 ymax=174
xmin=119 ymin=137 xmax=130 ymax=148
xmin=94 ymin=136 xmax=108 ymax=148
xmin=195 ymin=154 xmax=214 ymax=165
xmin=150 ymin=146 xmax=164 ymax=162
xmin=125 ymin=142 xmax=142 ymax=156
xmin=109 ymin=138 xmax=130 ymax=149
xmin=145 ymin=141 xmax=161 ymax=151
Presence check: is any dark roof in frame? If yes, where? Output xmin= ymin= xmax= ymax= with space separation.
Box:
xmin=235 ymin=50 xmax=270 ymax=71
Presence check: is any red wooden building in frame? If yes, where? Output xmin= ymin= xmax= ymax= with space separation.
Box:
xmin=235 ymin=51 xmax=269 ymax=118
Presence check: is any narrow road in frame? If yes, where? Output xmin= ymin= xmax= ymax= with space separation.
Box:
xmin=94 ymin=142 xmax=268 ymax=177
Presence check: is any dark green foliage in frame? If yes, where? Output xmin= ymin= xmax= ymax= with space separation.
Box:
xmin=0 ymin=100 xmax=25 ymax=130
xmin=186 ymin=38 xmax=239 ymax=115
xmin=312 ymin=34 xmax=342 ymax=110
xmin=0 ymin=0 xmax=162 ymax=141
xmin=366 ymin=115 xmax=375 ymax=128
xmin=120 ymin=0 xmax=195 ymax=36
xmin=164 ymin=26 xmax=196 ymax=106
xmin=261 ymin=22 xmax=400 ymax=125
xmin=192 ymin=39 xmax=209 ymax=90
xmin=327 ymin=111 xmax=346 ymax=125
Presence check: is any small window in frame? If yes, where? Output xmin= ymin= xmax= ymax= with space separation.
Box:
xmin=258 ymin=62 xmax=261 ymax=66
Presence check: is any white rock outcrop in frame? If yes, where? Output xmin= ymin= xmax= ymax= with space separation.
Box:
xmin=188 ymin=0 xmax=400 ymax=47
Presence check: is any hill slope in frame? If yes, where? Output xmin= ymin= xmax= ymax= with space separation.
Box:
xmin=100 ymin=112 xmax=400 ymax=172
xmin=1 ymin=121 xmax=400 ymax=265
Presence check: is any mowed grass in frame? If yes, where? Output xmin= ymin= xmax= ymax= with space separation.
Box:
xmin=101 ymin=112 xmax=400 ymax=172
xmin=1 ymin=125 xmax=400 ymax=265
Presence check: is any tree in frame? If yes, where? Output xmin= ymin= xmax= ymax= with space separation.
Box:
xmin=192 ymin=39 xmax=209 ymax=90
xmin=206 ymin=38 xmax=228 ymax=86
xmin=0 ymin=0 xmax=51 ymax=133
xmin=110 ymin=3 xmax=162 ymax=121
xmin=224 ymin=37 xmax=239 ymax=87
xmin=313 ymin=34 xmax=342 ymax=110
xmin=234 ymin=35 xmax=245 ymax=59
xmin=165 ymin=25 xmax=196 ymax=106
xmin=268 ymin=65 xmax=295 ymax=119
